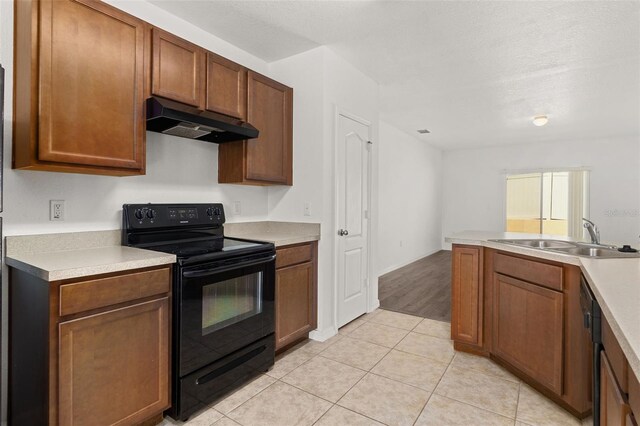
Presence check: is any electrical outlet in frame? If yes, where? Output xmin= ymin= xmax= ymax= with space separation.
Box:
xmin=304 ymin=202 xmax=311 ymax=217
xmin=399 ymin=240 xmax=403 ymax=247
xmin=50 ymin=200 xmax=65 ymax=221
xmin=233 ymin=201 xmax=242 ymax=215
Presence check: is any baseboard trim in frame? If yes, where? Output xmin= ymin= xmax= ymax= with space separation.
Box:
xmin=309 ymin=326 xmax=338 ymax=342
xmin=369 ymin=299 xmax=380 ymax=312
xmin=377 ymin=248 xmax=442 ymax=277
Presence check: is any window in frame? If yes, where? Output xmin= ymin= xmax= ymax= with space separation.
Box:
xmin=505 ymin=170 xmax=589 ymax=238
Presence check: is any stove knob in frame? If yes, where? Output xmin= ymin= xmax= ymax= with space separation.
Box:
xmin=146 ymin=209 xmax=156 ymax=219
xmin=206 ymin=207 xmax=214 ymax=217
xmin=134 ymin=209 xmax=144 ymax=220
xmin=213 ymin=207 xmax=222 ymax=217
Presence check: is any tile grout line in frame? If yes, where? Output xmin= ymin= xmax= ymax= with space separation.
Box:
xmin=514 ymin=381 xmax=522 ymax=425
xmin=411 ymin=341 xmax=457 ymax=426
xmin=431 ymin=353 xmax=522 ymax=420
xmin=210 ymin=309 xmax=427 ymax=426
xmin=267 ymin=341 xmax=377 ymax=426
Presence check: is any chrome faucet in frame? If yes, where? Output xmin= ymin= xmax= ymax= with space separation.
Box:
xmin=582 ymin=218 xmax=600 ymax=245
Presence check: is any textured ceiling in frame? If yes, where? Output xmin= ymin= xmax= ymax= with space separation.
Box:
xmin=149 ymin=0 xmax=640 ymax=150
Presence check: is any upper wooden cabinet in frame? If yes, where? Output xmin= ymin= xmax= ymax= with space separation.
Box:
xmin=13 ymin=0 xmax=147 ymax=176
xmin=14 ymin=0 xmax=294 ymax=181
xmin=206 ymin=52 xmax=247 ymax=119
xmin=151 ymin=28 xmax=206 ymax=109
xmin=219 ymin=71 xmax=293 ymax=185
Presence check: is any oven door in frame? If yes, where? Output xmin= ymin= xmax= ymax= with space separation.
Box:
xmin=179 ymin=252 xmax=275 ymax=376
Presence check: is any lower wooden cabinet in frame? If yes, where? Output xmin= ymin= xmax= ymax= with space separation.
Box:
xmin=602 ymin=352 xmax=632 ymax=426
xmin=600 ymin=315 xmax=640 ymax=426
xmin=275 ymin=241 xmax=318 ymax=351
xmin=58 ymin=298 xmax=169 ymax=425
xmin=451 ymin=245 xmax=591 ymax=417
xmin=451 ymin=245 xmax=483 ymax=349
xmin=9 ymin=265 xmax=171 ymax=425
xmin=492 ymin=273 xmax=564 ymax=394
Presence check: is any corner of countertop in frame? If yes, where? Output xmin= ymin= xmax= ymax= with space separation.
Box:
xmin=224 ymin=221 xmax=321 ymax=246
xmin=4 ymin=230 xmax=176 ymax=281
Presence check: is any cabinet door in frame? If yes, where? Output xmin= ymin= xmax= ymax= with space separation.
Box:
xmin=275 ymin=262 xmax=316 ymax=350
xmin=152 ymin=28 xmax=205 ymax=108
xmin=492 ymin=273 xmax=564 ymax=395
xmin=246 ymin=71 xmax=293 ymax=184
xmin=451 ymin=245 xmax=483 ymax=347
xmin=601 ymin=352 xmax=632 ymax=426
xmin=206 ymin=52 xmax=247 ymax=119
xmin=58 ymin=298 xmax=169 ymax=425
xmin=38 ymin=0 xmax=146 ymax=170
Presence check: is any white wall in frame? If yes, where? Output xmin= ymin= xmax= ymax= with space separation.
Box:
xmin=377 ymin=121 xmax=443 ymax=275
xmin=267 ymin=48 xmax=325 ymax=222
xmin=0 ymin=0 xmax=274 ymax=238
xmin=0 ymin=1 xmax=278 ymax=421
xmin=442 ymin=137 xmax=640 ymax=248
xmin=267 ymin=47 xmax=380 ymax=339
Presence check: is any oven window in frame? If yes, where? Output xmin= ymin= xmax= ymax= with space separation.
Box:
xmin=201 ymin=271 xmax=263 ymax=335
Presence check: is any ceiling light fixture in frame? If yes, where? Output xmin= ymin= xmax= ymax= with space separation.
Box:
xmin=417 ymin=129 xmax=431 ymax=134
xmin=532 ymin=115 xmax=549 ymax=127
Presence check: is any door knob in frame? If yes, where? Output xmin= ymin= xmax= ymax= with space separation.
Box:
xmin=338 ymin=229 xmax=349 ymax=236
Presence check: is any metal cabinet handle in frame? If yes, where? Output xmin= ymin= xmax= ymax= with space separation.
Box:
xmin=338 ymin=229 xmax=349 ymax=236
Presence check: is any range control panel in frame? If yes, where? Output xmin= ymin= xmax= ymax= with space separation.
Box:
xmin=122 ymin=203 xmax=225 ymax=229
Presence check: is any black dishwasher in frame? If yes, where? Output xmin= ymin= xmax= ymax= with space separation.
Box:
xmin=580 ymin=275 xmax=602 ymax=425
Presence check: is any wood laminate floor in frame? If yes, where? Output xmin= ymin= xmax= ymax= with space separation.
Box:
xmin=378 ymin=250 xmax=452 ymax=322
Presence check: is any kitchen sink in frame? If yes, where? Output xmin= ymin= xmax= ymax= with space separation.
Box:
xmin=549 ymin=246 xmax=640 ymax=258
xmin=494 ymin=239 xmax=577 ymax=249
xmin=489 ymin=239 xmax=640 ymax=258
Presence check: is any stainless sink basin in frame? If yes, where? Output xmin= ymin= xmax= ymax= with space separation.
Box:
xmin=495 ymin=239 xmax=577 ymax=249
xmin=549 ymin=245 xmax=639 ymax=258
xmin=489 ymin=239 xmax=640 ymax=258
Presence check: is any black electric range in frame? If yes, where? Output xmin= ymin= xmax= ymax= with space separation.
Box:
xmin=122 ymin=203 xmax=275 ymax=421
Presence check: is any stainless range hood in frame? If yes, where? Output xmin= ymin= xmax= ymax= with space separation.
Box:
xmin=146 ymin=96 xmax=258 ymax=143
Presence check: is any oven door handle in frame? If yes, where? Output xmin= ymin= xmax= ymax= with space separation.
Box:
xmin=182 ymin=254 xmax=276 ymax=278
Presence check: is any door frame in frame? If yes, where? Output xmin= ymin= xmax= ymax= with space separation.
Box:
xmin=332 ymin=106 xmax=375 ymax=329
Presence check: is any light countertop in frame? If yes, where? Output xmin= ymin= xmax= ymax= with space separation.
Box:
xmin=446 ymin=230 xmax=640 ymax=380
xmin=225 ymin=221 xmax=320 ymax=247
xmin=5 ymin=230 xmax=176 ymax=281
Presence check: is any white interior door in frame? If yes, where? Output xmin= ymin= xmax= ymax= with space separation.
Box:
xmin=336 ymin=113 xmax=370 ymax=328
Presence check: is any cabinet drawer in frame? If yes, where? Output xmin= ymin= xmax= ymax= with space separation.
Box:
xmin=494 ymin=253 xmax=563 ymax=291
xmin=60 ymin=267 xmax=171 ymax=316
xmin=603 ymin=316 xmax=629 ymax=393
xmin=276 ymin=243 xmax=313 ymax=269
xmin=630 ymin=369 xmax=640 ymax=420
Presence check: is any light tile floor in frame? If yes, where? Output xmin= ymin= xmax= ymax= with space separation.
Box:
xmin=164 ymin=309 xmax=594 ymax=426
